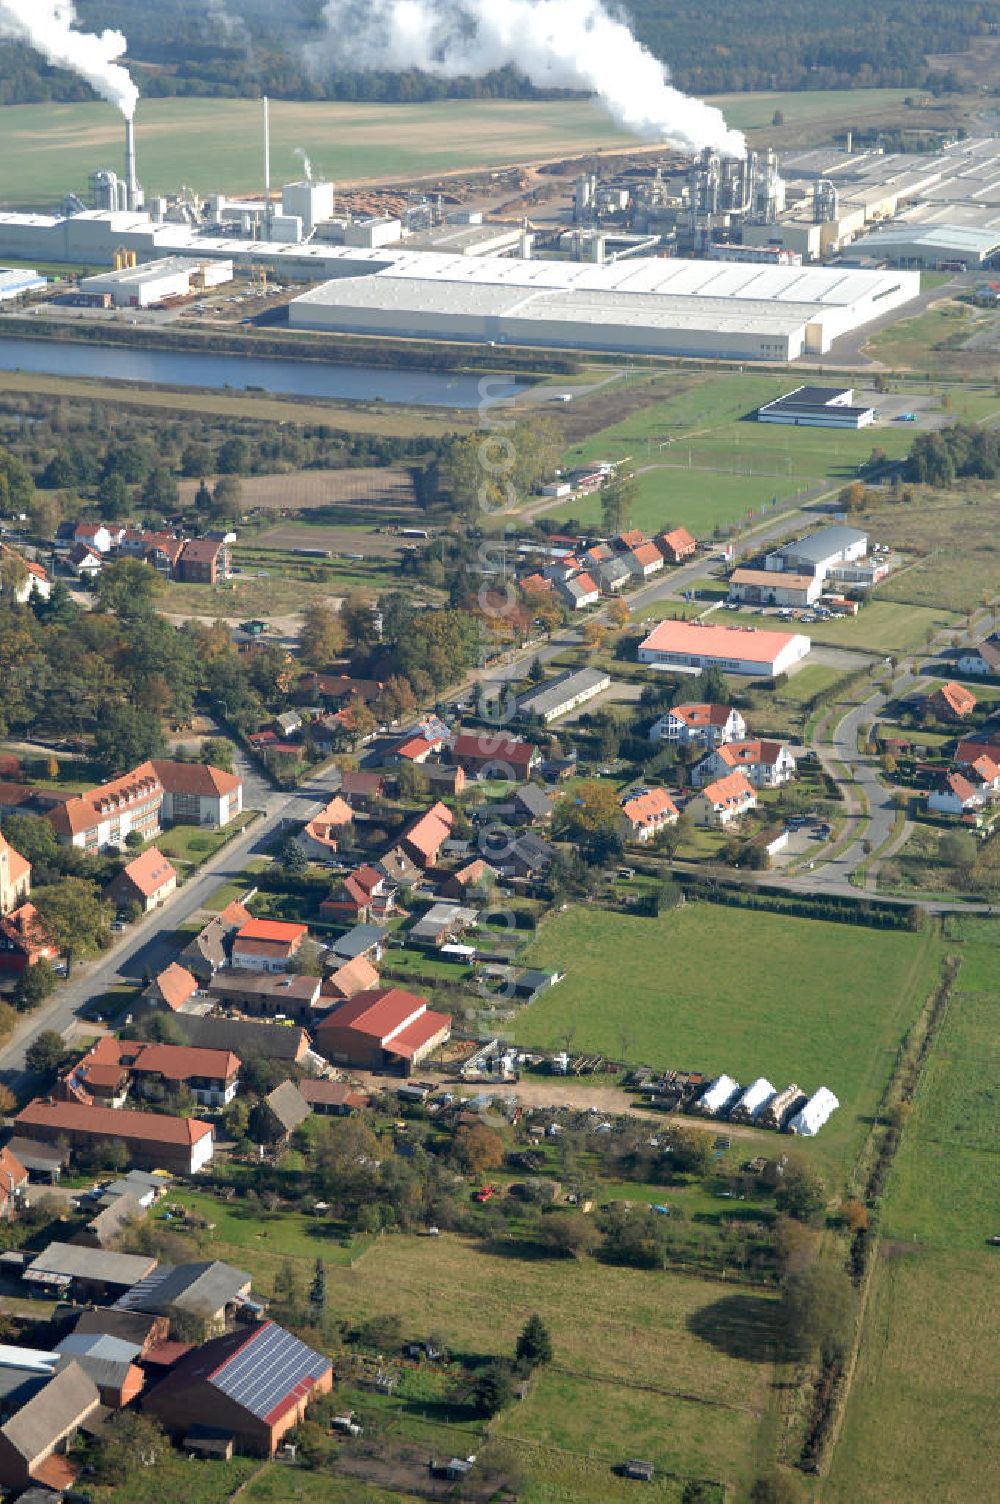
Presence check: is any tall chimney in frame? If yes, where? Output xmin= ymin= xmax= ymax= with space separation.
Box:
xmin=263 ymin=96 xmax=272 ymax=240
xmin=125 ymin=117 xmax=137 ymax=212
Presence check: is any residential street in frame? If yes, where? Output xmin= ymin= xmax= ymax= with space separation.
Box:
xmin=0 ymin=760 xmax=343 ymax=1096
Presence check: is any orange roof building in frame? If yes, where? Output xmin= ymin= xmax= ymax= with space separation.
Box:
xmin=657 ymin=526 xmax=697 ymax=562
xmin=620 ymin=787 xmax=679 ymax=842
xmin=0 ymin=832 xmax=30 ymax=916
xmin=61 ymin=1037 xmax=240 ymax=1110
xmin=299 ymin=796 xmax=353 ymax=861
xmin=399 ymin=801 xmax=455 ymax=867
xmin=638 ymin=620 xmax=810 ymax=679
xmin=15 ymin=1099 xmax=214 ymax=1175
xmin=688 ymin=770 xmax=758 ymax=826
xmin=232 ymin=919 xmax=308 ymax=974
xmin=929 ymin=681 xmax=977 ymax=721
xmin=315 ymin=987 xmax=451 ymax=1075
xmin=106 ymin=846 xmax=177 ymax=913
xmin=0 ymin=902 xmax=57 ymax=975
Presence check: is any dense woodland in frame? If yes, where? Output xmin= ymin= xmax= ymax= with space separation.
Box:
xmin=0 ymin=1 xmax=993 ymax=109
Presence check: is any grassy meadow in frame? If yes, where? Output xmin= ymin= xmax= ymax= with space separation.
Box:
xmin=548 ymin=371 xmax=921 ymax=535
xmin=513 ymin=904 xmax=943 ymax=1178
xmin=327 ymin=1232 xmax=778 ymax=1500
xmin=825 ymin=937 xmax=1000 ymax=1503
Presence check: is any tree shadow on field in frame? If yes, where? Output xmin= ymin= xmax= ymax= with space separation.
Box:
xmin=686 ymin=1295 xmax=782 ymax=1364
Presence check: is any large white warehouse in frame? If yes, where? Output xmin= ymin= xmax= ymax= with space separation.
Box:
xmin=287 ymin=251 xmax=920 ymax=360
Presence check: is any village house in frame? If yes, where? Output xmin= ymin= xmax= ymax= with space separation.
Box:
xmin=619 ymin=787 xmax=680 ymax=843
xmin=174 ymin=537 xmax=231 ymax=585
xmin=928 ymin=755 xmax=1000 ymax=818
xmin=0 ymin=903 xmax=58 ymax=975
xmin=688 ymin=771 xmax=758 ymax=826
xmin=692 ymin=739 xmax=797 ymax=789
xmin=143 ymin=1321 xmax=332 ymax=1457
xmin=0 ymin=549 xmax=54 ymax=606
xmin=623 ymin=542 xmax=664 ymax=580
xmin=398 ymin=801 xmax=455 ymax=868
xmin=329 ymin=924 xmax=387 ymax=965
xmin=298 ymin=795 xmax=354 ymax=862
xmin=452 ymin=732 xmax=541 ymax=783
xmin=0 ymin=832 xmax=30 ymax=916
xmin=53 ymin=1332 xmax=146 ymax=1408
xmin=927 ymin=681 xmax=977 ymax=722
xmin=178 ymin=901 xmax=253 ymax=984
xmin=319 ymin=864 xmax=395 ymax=924
xmin=70 ymin=520 xmax=123 ymax=553
xmin=595 ymin=556 xmax=632 ymax=594
xmin=339 ymin=770 xmax=386 ymax=808
xmin=15 ymin=1100 xmax=215 ymax=1175
xmin=105 ymin=845 xmax=177 ymax=913
xmin=727 ymin=567 xmax=822 ymax=609
xmin=322 ymin=953 xmax=380 ymax=1002
xmin=649 ymin=703 xmax=747 ymax=748
xmin=60 ymin=1037 xmax=241 ymax=1110
xmin=0 ymin=1146 xmax=28 ymax=1221
xmin=0 ymin=1361 xmax=100 ymax=1494
xmin=439 ymin=857 xmax=496 ymax=900
xmin=144 ymin=961 xmax=201 ymax=1014
xmin=315 ymin=986 xmax=451 ymax=1074
xmin=259 ymin=1080 xmax=312 ymax=1142
xmin=556 ymin=571 xmax=600 ymax=610
xmin=231 ymin=919 xmax=308 ymax=974
xmin=656 ymin=526 xmax=697 ymax=563
xmin=67 ymin=540 xmax=104 ymax=579
xmin=956 ymin=634 xmax=1000 ymax=677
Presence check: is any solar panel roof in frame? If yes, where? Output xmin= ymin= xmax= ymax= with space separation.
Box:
xmin=211 ymin=1322 xmax=329 ymax=1423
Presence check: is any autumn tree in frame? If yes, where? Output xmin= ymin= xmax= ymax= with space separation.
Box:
xmin=95 ymin=558 xmax=163 ymax=619
xmin=582 ymin=621 xmax=607 ymax=652
xmin=299 ymin=603 xmax=345 ymax=669
xmin=33 ymin=877 xmax=112 ymax=975
xmin=554 ymin=779 xmax=621 ymax=840
xmin=608 ymin=598 xmax=631 ymax=629
xmin=455 ymin=1123 xmax=504 ymax=1176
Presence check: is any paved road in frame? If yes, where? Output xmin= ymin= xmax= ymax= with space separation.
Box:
xmin=0 ymin=762 xmax=343 ymax=1096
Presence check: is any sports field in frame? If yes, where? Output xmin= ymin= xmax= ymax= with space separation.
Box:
xmin=825 ymin=938 xmax=1000 ymax=1502
xmin=548 ymin=371 xmax=918 ymax=535
xmin=329 ymin=1232 xmax=778 ymax=1500
xmin=0 ymin=97 xmax=633 ymax=205
xmin=513 ymin=904 xmax=943 ymax=1176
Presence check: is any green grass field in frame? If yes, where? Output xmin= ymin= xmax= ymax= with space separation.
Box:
xmin=90 ymin=1456 xmax=259 ymax=1504
xmin=719 ymin=599 xmax=961 ymax=655
xmin=548 ymin=371 xmax=919 ymax=535
xmin=0 ymin=89 xmax=915 ymax=207
xmin=242 ymin=1473 xmax=419 ymax=1504
xmin=330 ymin=1232 xmax=777 ymax=1499
xmin=825 ymin=937 xmax=1000 ymax=1503
xmin=0 ymin=97 xmax=634 ymax=205
xmin=513 ymin=905 xmax=942 ymax=1178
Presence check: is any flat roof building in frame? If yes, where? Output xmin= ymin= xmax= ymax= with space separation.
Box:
xmin=79 ymin=256 xmax=233 ymax=308
xmin=288 ymin=250 xmax=920 ymax=361
xmin=765 ymin=525 xmax=868 ymax=580
xmin=757 ymin=385 xmax=876 ymax=428
xmin=637 ymin=620 xmax=810 ymax=678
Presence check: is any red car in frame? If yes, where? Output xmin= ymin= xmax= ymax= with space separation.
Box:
xmin=474 ymin=1185 xmax=497 ymax=1203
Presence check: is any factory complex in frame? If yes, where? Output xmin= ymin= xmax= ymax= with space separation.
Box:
xmin=287 ymin=251 xmax=918 ymax=360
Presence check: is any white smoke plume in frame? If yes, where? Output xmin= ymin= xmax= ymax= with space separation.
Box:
xmin=206 ymin=0 xmax=252 ymax=50
xmin=311 ymin=0 xmax=744 ymax=158
xmin=294 ymin=147 xmax=314 ymax=181
xmin=0 ymin=0 xmax=139 ymax=119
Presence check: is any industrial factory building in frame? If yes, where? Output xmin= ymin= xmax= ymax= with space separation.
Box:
xmin=757 ymin=385 xmax=876 ymax=428
xmin=288 ymin=252 xmax=919 ymax=361
xmin=79 ymin=256 xmax=233 ymax=309
xmin=0 ymin=267 xmax=46 ymax=302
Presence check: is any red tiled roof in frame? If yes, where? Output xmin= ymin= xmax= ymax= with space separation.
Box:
xmin=0 ymin=832 xmax=30 ymax=887
xmin=671 ymin=703 xmax=735 ymax=727
xmin=715 ymin=739 xmax=788 ymax=768
xmin=699 ymin=771 xmax=756 ymax=808
xmin=384 ymin=1009 xmax=451 ymax=1059
xmin=115 ymin=845 xmax=176 ymax=900
xmin=16 ymin=1098 xmax=214 ymax=1146
xmin=235 ymin=919 xmax=307 ymax=944
xmin=401 ymin=801 xmax=454 ymax=863
xmin=154 ymin=962 xmax=199 ymax=1012
xmin=452 ymin=733 xmax=538 ymax=771
xmin=617 ymin=529 xmax=648 ymax=549
xmin=151 ymin=760 xmax=242 ymax=798
xmin=297 ymin=1079 xmax=369 ymax=1109
xmin=323 ymin=954 xmax=380 ymax=999
xmin=640 ymin=620 xmax=800 ymax=665
xmin=315 ymin=986 xmax=427 ymax=1044
xmin=934 ymin=681 xmax=977 ymax=717
xmin=659 ymin=526 xmax=696 ymax=555
xmin=621 ymin=787 xmax=679 ymax=828
xmin=629 ymin=543 xmax=662 ymax=568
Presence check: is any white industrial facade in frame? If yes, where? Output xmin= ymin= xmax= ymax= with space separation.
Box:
xmin=80 ymin=256 xmax=233 ymax=308
xmin=288 ymin=252 xmax=920 ymax=360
